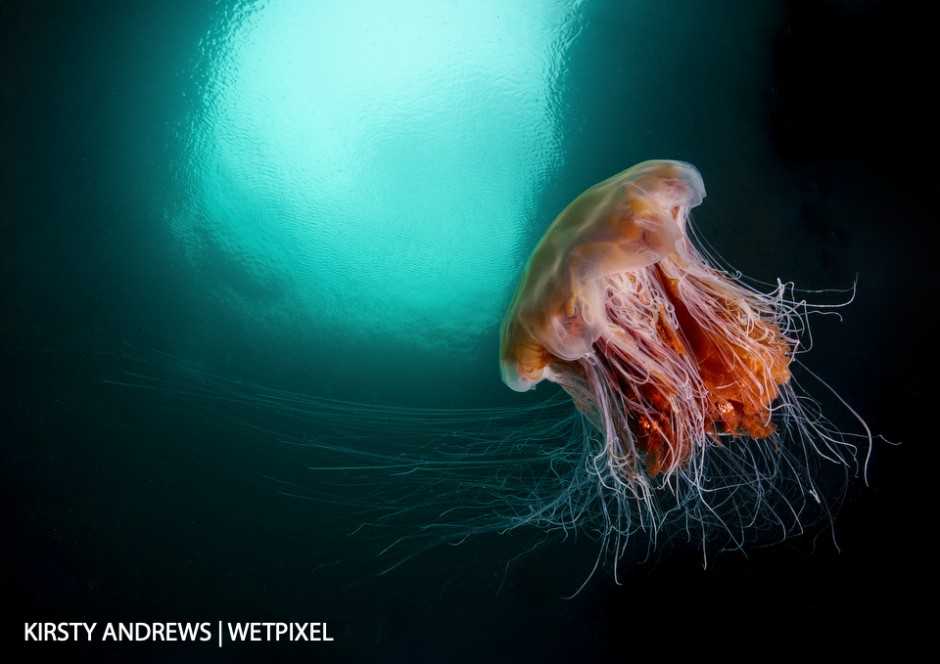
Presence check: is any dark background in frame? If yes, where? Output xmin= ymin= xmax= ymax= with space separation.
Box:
xmin=2 ymin=0 xmax=935 ymax=661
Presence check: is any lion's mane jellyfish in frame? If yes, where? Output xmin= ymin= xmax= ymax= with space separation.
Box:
xmin=109 ymin=160 xmax=868 ymax=583
xmin=500 ymin=160 xmax=865 ymax=543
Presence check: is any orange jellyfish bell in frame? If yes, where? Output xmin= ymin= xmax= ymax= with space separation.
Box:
xmin=500 ymin=160 xmax=793 ymax=481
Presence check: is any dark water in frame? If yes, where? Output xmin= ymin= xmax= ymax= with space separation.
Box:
xmin=2 ymin=0 xmax=934 ymax=661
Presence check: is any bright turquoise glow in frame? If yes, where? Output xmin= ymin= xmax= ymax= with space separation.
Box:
xmin=172 ymin=0 xmax=581 ymax=355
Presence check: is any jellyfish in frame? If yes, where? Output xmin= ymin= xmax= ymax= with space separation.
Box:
xmin=498 ymin=160 xmax=867 ymax=562
xmin=500 ymin=160 xmax=791 ymax=485
xmin=103 ymin=162 xmax=868 ymax=584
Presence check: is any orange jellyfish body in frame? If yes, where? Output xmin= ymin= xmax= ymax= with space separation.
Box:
xmin=500 ymin=160 xmax=793 ymax=481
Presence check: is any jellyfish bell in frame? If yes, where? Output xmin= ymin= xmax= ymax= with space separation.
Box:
xmin=501 ymin=159 xmax=708 ymax=390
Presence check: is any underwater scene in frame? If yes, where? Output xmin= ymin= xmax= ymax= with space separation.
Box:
xmin=2 ymin=0 xmax=933 ymax=661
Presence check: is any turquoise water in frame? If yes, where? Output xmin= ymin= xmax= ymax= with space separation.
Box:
xmin=3 ymin=0 xmax=931 ymax=661
xmin=174 ymin=1 xmax=570 ymax=362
